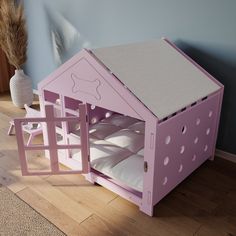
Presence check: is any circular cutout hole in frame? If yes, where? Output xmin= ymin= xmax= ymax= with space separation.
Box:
xmin=163 ymin=156 xmax=169 ymax=166
xmin=206 ymin=128 xmax=210 ymax=135
xmin=180 ymin=145 xmax=185 ymax=154
xmin=204 ymin=145 xmax=208 ymax=152
xmin=55 ymin=99 xmax=61 ymax=105
xmin=165 ymin=136 xmax=171 ymax=145
xmin=192 ymin=154 xmax=196 ymax=162
xmin=91 ymin=105 xmax=96 ymax=110
xmin=182 ymin=125 xmax=187 ymax=134
xmin=91 ymin=117 xmax=98 ymax=124
xmin=208 ymin=111 xmax=213 ymax=118
xmin=178 ymin=164 xmax=183 ymax=173
xmin=194 ymin=137 xmax=199 ymax=144
xmin=196 ymin=118 xmax=201 ymax=125
xmin=105 ymin=112 xmax=112 ymax=118
xmin=162 ymin=177 xmax=168 ymax=186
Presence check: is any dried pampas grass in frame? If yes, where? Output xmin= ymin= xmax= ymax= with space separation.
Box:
xmin=0 ymin=0 xmax=27 ymax=69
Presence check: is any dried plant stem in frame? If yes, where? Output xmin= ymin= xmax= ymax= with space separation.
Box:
xmin=0 ymin=0 xmax=27 ymax=69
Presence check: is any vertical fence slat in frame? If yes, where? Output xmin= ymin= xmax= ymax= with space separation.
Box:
xmin=79 ymin=104 xmax=90 ymax=173
xmin=14 ymin=120 xmax=29 ymax=175
xmin=45 ymin=105 xmax=59 ymax=173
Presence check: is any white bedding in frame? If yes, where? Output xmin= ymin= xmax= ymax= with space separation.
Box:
xmin=105 ymin=129 xmax=144 ymax=153
xmin=73 ymin=140 xmax=133 ymax=175
xmin=111 ymin=154 xmax=144 ymax=192
xmin=68 ymin=114 xmax=145 ymax=192
xmin=89 ymin=123 xmax=121 ymax=139
xmin=100 ymin=114 xmax=139 ymax=128
xmin=127 ymin=122 xmax=145 ymax=134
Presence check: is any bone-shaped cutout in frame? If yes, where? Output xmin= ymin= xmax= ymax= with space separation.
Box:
xmin=71 ymin=73 xmax=101 ymax=100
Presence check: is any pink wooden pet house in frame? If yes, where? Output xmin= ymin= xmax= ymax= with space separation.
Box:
xmin=14 ymin=38 xmax=223 ymax=216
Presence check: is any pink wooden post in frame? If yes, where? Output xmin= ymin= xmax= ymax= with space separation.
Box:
xmin=44 ymin=105 xmax=59 ymax=172
xmin=79 ymin=103 xmax=90 ymax=173
xmin=15 ymin=119 xmax=29 ymax=175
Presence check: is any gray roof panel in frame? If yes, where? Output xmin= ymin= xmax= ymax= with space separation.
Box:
xmin=92 ymin=39 xmax=220 ymax=119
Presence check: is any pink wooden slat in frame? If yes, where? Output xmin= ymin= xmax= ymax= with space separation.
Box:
xmin=25 ymin=170 xmax=90 ymax=176
xmin=44 ymin=105 xmax=60 ymax=173
xmin=14 ymin=119 xmax=30 ymax=175
xmin=14 ymin=116 xmax=82 ymax=123
xmin=56 ymin=144 xmax=82 ymax=149
xmin=209 ymin=89 xmax=224 ymax=160
xmin=24 ymin=145 xmax=50 ymax=150
xmin=60 ymin=95 xmax=70 ymax=160
xmin=24 ymin=145 xmax=81 ymax=151
xmin=79 ymin=104 xmax=90 ymax=173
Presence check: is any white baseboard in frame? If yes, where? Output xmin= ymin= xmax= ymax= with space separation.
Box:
xmin=215 ymin=149 xmax=236 ymax=164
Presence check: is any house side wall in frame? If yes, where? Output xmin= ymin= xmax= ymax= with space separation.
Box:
xmin=152 ymin=92 xmax=222 ymax=204
xmin=38 ymin=91 xmax=50 ymax=159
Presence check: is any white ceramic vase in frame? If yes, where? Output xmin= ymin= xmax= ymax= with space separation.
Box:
xmin=9 ymin=69 xmax=33 ymax=108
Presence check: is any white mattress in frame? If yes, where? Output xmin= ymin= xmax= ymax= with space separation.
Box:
xmin=73 ymin=140 xmax=133 ymax=175
xmin=69 ymin=114 xmax=145 ymax=192
xmin=105 ymin=129 xmax=144 ymax=153
xmin=111 ymin=154 xmax=144 ymax=192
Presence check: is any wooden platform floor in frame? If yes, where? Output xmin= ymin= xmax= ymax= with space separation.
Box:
xmin=0 ymin=93 xmax=236 ymax=236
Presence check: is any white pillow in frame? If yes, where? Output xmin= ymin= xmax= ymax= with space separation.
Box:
xmin=67 ymin=133 xmax=98 ymax=156
xmin=73 ymin=140 xmax=132 ymax=175
xmin=128 ymin=122 xmax=145 ymax=134
xmin=105 ymin=129 xmax=144 ymax=153
xmin=101 ymin=114 xmax=139 ymax=128
xmin=89 ymin=123 xmax=121 ymax=139
xmin=110 ymin=154 xmax=144 ymax=192
xmin=137 ymin=148 xmax=144 ymax=156
xmin=70 ymin=128 xmax=98 ymax=140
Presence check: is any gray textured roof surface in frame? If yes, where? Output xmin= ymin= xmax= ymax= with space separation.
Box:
xmin=92 ymin=39 xmax=220 ymax=119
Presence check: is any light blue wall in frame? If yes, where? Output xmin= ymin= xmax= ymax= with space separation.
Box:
xmin=23 ymin=0 xmax=236 ymax=155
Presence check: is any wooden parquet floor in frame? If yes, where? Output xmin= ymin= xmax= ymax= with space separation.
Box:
xmin=0 ymin=93 xmax=236 ymax=236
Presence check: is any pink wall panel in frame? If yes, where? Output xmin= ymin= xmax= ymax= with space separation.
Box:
xmin=39 ymin=50 xmax=155 ymax=122
xmin=153 ymin=92 xmax=221 ymax=204
xmin=41 ymin=54 xmax=144 ymax=120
